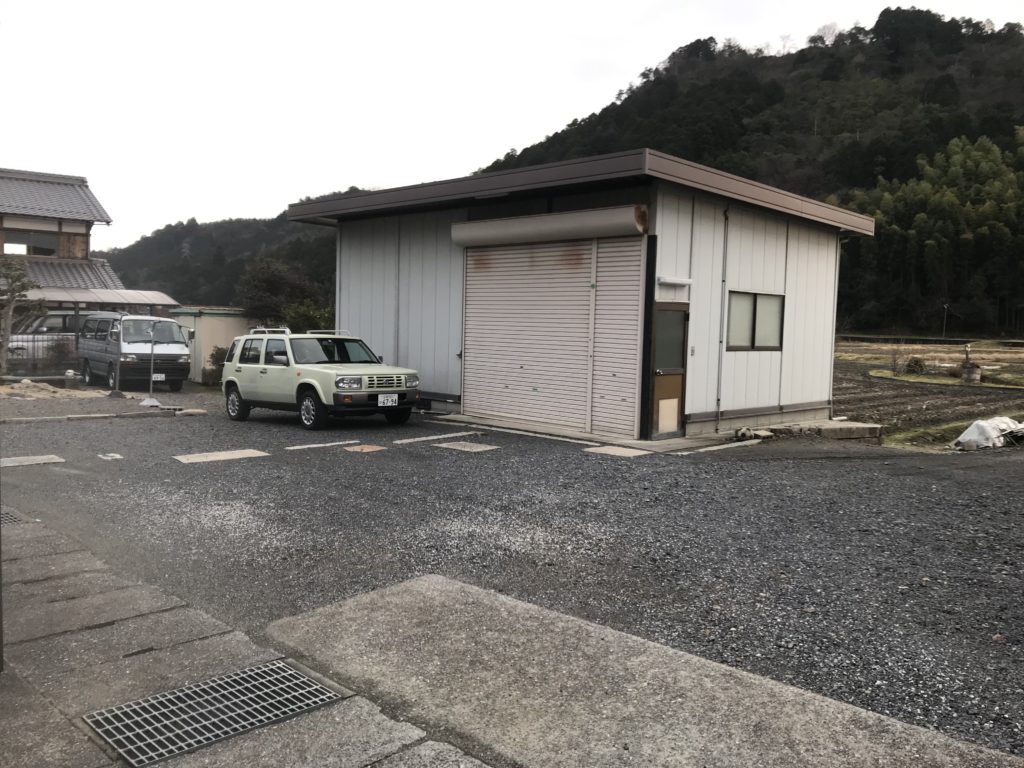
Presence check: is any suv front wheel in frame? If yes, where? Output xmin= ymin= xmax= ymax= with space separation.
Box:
xmin=225 ymin=385 xmax=250 ymax=421
xmin=298 ymin=389 xmax=328 ymax=430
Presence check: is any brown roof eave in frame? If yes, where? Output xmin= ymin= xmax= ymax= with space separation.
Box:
xmin=287 ymin=150 xmax=649 ymax=223
xmin=645 ymin=151 xmax=874 ymax=236
xmin=288 ymin=148 xmax=874 ymax=236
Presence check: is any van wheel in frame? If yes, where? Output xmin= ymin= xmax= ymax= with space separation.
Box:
xmin=168 ymin=379 xmax=183 ymax=392
xmin=385 ymin=409 xmax=412 ymax=425
xmin=225 ymin=386 xmax=250 ymax=421
xmin=107 ymin=365 xmax=117 ymax=390
xmin=82 ymin=360 xmax=93 ymax=385
xmin=298 ymin=390 xmax=328 ymax=430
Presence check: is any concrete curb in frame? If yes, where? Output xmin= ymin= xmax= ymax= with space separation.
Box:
xmin=0 ymin=409 xmax=207 ymax=425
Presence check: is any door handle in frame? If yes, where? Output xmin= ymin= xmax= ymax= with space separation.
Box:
xmin=234 ymin=367 xmax=242 ymax=372
xmin=259 ymin=369 xmax=267 ymax=374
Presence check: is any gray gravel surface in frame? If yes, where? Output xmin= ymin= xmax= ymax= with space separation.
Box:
xmin=1 ymin=395 xmax=1021 ymax=757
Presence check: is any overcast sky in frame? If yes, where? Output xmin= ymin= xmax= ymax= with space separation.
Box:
xmin=4 ymin=1 xmax=1019 ymax=250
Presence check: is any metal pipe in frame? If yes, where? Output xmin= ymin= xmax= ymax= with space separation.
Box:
xmin=714 ymin=205 xmax=731 ymax=434
xmin=149 ymin=320 xmax=156 ymax=399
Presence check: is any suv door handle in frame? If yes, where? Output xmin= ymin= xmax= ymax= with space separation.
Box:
xmin=259 ymin=369 xmax=267 ymax=374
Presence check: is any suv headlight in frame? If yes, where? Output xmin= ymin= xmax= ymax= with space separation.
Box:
xmin=120 ymin=354 xmax=137 ymax=362
xmin=177 ymin=355 xmax=190 ymax=363
xmin=335 ymin=376 xmax=362 ymax=390
xmin=405 ymin=374 xmax=420 ymax=388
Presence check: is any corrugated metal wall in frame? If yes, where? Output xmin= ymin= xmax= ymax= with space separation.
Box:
xmin=337 ymin=210 xmax=466 ymax=396
xmin=780 ymin=223 xmax=839 ymax=405
xmin=719 ymin=206 xmax=787 ymax=410
xmin=654 ymin=184 xmax=839 ymax=420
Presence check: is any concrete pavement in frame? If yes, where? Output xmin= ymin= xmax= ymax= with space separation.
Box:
xmin=0 ymin=508 xmax=487 ymax=767
xmin=268 ymin=575 xmax=1023 ymax=768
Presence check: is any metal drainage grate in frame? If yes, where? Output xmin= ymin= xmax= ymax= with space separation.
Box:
xmin=0 ymin=510 xmax=25 ymax=525
xmin=83 ymin=660 xmax=342 ymax=767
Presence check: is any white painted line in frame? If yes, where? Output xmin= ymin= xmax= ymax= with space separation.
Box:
xmin=98 ymin=453 xmax=123 ymax=461
xmin=433 ymin=442 xmax=500 ymax=453
xmin=345 ymin=444 xmax=387 ymax=453
xmin=583 ymin=446 xmax=651 ymax=457
xmin=0 ymin=455 xmax=66 ymax=468
xmin=174 ymin=449 xmax=270 ymax=464
xmin=284 ymin=440 xmax=360 ymax=451
xmin=393 ymin=431 xmax=481 ymax=445
xmin=432 ymin=422 xmax=600 ymax=446
xmin=674 ymin=439 xmax=762 ymax=456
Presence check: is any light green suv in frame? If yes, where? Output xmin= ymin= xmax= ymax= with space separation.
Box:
xmin=221 ymin=329 xmax=420 ymax=429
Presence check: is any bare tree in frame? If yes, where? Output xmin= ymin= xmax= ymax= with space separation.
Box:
xmin=816 ymin=23 xmax=839 ymax=45
xmin=0 ymin=255 xmax=40 ymax=375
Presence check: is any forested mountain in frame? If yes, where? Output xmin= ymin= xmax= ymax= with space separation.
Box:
xmin=102 ymin=7 xmax=1024 ymax=334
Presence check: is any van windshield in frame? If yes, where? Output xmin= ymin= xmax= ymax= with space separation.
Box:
xmin=121 ymin=320 xmax=187 ymax=344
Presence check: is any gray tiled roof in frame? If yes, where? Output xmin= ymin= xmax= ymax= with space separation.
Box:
xmin=23 ymin=257 xmax=125 ymax=290
xmin=0 ymin=168 xmax=112 ymax=223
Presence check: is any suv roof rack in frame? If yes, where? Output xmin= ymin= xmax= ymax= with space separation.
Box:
xmin=250 ymin=327 xmax=291 ymax=335
xmin=307 ymin=329 xmax=351 ymax=335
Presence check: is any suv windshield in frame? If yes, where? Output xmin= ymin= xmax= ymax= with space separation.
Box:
xmin=290 ymin=337 xmax=380 ymax=365
xmin=121 ymin=320 xmax=187 ymax=344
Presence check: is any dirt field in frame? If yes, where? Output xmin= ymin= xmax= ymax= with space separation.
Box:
xmin=833 ymin=341 xmax=1024 ymax=446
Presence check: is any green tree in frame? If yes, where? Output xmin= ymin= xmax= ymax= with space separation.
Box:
xmin=841 ymin=130 xmax=1024 ymax=333
xmin=281 ymin=299 xmax=333 ymax=333
xmin=0 ymin=255 xmax=40 ymax=374
xmin=237 ymin=257 xmax=314 ymax=324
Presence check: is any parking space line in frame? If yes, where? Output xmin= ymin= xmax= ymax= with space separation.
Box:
xmin=392 ymin=431 xmax=481 ymax=445
xmin=98 ymin=453 xmax=124 ymax=461
xmin=433 ymin=442 xmax=499 ymax=453
xmin=174 ymin=449 xmax=270 ymax=464
xmin=284 ymin=440 xmax=361 ymax=451
xmin=428 ymin=422 xmax=601 ymax=446
xmin=673 ymin=439 xmax=762 ymax=456
xmin=583 ymin=446 xmax=651 ymax=457
xmin=0 ymin=455 xmax=66 ymax=468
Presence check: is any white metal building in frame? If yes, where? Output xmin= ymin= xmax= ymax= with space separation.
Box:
xmin=288 ymin=150 xmax=874 ymax=440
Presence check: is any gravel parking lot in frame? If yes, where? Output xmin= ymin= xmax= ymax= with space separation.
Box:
xmin=2 ymin=385 xmax=1021 ymax=757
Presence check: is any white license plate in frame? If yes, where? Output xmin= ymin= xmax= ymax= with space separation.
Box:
xmin=151 ymin=373 xmax=166 ymax=382
xmin=377 ymin=393 xmax=398 ymax=407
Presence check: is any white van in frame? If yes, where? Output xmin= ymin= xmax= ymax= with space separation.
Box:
xmin=78 ymin=312 xmax=191 ymax=391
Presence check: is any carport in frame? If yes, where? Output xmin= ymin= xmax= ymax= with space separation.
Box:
xmin=288 ymin=149 xmax=874 ymax=440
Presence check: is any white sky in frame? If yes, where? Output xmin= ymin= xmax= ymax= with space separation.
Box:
xmin=4 ymin=1 xmax=1019 ymax=250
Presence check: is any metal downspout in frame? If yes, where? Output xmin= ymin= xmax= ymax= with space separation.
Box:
xmin=828 ymin=235 xmax=843 ymax=418
xmin=714 ymin=205 xmax=730 ymax=434
xmin=334 ymin=222 xmax=342 ymax=326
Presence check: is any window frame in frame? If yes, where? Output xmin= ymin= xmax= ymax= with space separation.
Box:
xmin=2 ymin=229 xmax=59 ymax=257
xmin=726 ymin=291 xmax=784 ymax=352
xmin=239 ymin=338 xmax=264 ymax=365
xmin=263 ymin=338 xmax=289 ymax=366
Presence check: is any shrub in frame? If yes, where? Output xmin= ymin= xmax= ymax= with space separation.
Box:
xmin=207 ymin=345 xmax=229 ymax=368
xmin=905 ymin=356 xmax=927 ymax=375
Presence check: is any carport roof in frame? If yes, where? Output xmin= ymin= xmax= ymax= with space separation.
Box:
xmin=288 ymin=149 xmax=875 ymax=236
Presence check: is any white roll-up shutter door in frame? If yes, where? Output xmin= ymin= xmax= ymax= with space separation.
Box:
xmin=591 ymin=237 xmax=644 ymax=436
xmin=463 ymin=235 xmax=645 ymax=438
xmin=463 ymin=241 xmax=593 ymax=430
